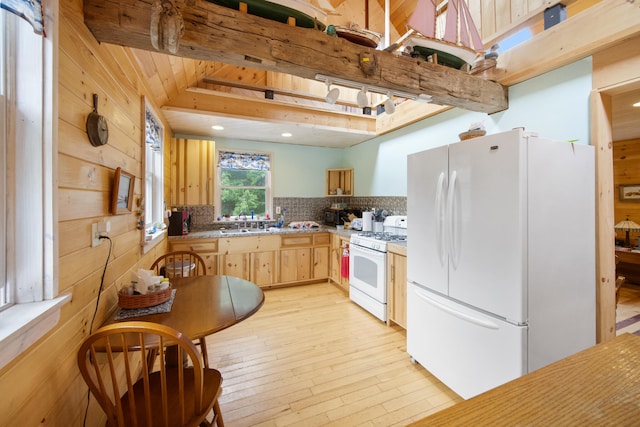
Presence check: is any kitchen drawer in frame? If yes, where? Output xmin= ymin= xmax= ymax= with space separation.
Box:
xmin=219 ymin=235 xmax=280 ymax=253
xmin=171 ymin=239 xmax=218 ymax=253
xmin=281 ymin=234 xmax=313 ymax=248
xmin=313 ymin=233 xmax=330 ymax=246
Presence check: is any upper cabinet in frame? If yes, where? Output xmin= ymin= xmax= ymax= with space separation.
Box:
xmin=326 ymin=168 xmax=353 ymax=197
xmin=170 ymin=138 xmax=215 ymax=206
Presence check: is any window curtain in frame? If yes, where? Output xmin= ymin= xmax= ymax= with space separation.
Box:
xmin=1 ymin=0 xmax=44 ymax=35
xmin=145 ymin=107 xmax=162 ymax=150
xmin=218 ymin=151 xmax=271 ymax=171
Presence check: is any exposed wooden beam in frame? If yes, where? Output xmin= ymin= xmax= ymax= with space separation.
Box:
xmin=83 ymin=0 xmax=508 ymax=114
xmin=169 ymin=89 xmax=377 ymax=135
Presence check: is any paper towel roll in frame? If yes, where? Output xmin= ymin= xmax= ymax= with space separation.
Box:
xmin=362 ymin=212 xmax=373 ymax=232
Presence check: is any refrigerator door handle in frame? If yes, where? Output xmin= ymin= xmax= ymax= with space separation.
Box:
xmin=435 ymin=172 xmax=447 ymax=266
xmin=446 ymin=170 xmax=460 ymax=269
xmin=414 ymin=287 xmax=499 ymax=330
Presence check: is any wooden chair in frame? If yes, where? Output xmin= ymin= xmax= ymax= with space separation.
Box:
xmin=151 ymin=250 xmax=207 ymax=278
xmin=151 ymin=250 xmax=210 ymax=367
xmin=77 ymin=321 xmax=224 ymax=427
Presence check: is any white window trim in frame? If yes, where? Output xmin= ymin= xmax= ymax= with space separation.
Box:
xmin=0 ymin=0 xmax=70 ymax=371
xmin=215 ymin=149 xmax=273 ymax=218
xmin=142 ymin=98 xmax=166 ymax=254
xmin=0 ymin=294 xmax=71 ymax=369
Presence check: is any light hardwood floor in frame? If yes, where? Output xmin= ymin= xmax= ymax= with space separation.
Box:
xmin=616 ymin=282 xmax=640 ymax=336
xmin=206 ymin=283 xmax=462 ymax=427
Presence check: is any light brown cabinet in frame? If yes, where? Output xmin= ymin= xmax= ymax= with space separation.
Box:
xmin=329 ymin=233 xmax=350 ymax=292
xmin=280 ymin=248 xmax=311 ymax=283
xmin=170 ymin=138 xmax=215 ymax=206
xmin=172 ymin=232 xmax=330 ymax=288
xmin=326 ymin=168 xmax=353 ymax=197
xmin=387 ymin=247 xmax=407 ymax=329
xmin=218 ymin=250 xmax=278 ymax=286
xmin=280 ymin=233 xmax=330 ymax=284
xmin=251 ymin=251 xmax=278 ymax=286
xmin=313 ymin=246 xmax=330 ymax=279
xmin=169 ymin=238 xmax=219 ymax=276
xmin=219 ymin=252 xmax=250 ymax=280
xmin=219 ymin=235 xmax=280 ymax=287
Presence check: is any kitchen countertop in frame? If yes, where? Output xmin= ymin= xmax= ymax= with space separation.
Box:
xmin=169 ymin=225 xmax=357 ymax=240
xmin=387 ymin=241 xmax=407 ymax=256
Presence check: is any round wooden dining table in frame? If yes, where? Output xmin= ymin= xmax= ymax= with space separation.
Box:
xmin=105 ymin=275 xmax=265 ymax=340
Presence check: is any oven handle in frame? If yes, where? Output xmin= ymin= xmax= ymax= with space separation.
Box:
xmin=349 ymin=244 xmax=386 ymax=258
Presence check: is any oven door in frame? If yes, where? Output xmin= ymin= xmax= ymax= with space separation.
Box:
xmin=349 ymin=244 xmax=386 ymax=304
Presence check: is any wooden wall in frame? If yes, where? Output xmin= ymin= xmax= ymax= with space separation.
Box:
xmin=613 ymin=138 xmax=640 ymax=246
xmin=592 ymin=33 xmax=640 ymax=341
xmin=171 ymin=138 xmax=216 ymax=206
xmin=0 ymin=1 xmax=169 ymax=425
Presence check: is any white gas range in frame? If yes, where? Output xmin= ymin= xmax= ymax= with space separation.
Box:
xmin=349 ymin=216 xmax=407 ymax=321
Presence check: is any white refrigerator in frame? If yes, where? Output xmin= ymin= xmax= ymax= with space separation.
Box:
xmin=406 ymin=129 xmax=595 ymax=399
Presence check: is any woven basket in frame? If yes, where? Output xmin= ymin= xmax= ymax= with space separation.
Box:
xmin=118 ymin=285 xmax=172 ymax=309
xmin=459 ymin=130 xmax=487 ymax=140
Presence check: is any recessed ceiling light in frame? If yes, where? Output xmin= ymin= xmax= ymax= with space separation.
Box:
xmin=282 ymin=132 xmax=292 ymax=137
xmin=633 ymin=101 xmax=640 ymax=108
xmin=211 ymin=125 xmax=224 ymax=130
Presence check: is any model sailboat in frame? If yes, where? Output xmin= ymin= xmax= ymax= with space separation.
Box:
xmin=406 ymin=0 xmax=484 ymax=69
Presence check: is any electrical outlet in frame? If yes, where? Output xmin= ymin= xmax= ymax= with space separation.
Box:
xmin=91 ymin=223 xmax=102 ymax=247
xmin=276 ymin=206 xmax=281 ymax=214
xmin=98 ymin=220 xmax=111 ymax=235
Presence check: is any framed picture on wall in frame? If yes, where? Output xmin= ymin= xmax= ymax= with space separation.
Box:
xmin=619 ymin=184 xmax=640 ymax=202
xmin=111 ymin=167 xmax=135 ymax=214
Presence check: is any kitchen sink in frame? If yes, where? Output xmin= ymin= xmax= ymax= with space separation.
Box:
xmin=218 ymin=228 xmax=264 ymax=235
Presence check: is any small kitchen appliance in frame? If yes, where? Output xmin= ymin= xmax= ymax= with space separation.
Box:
xmin=168 ymin=209 xmax=190 ymax=236
xmin=324 ymin=208 xmax=361 ymax=227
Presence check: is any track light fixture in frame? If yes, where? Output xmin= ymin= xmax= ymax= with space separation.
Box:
xmin=356 ymin=87 xmax=369 ymax=108
xmin=315 ymin=74 xmax=432 ymax=108
xmin=325 ymin=81 xmax=340 ymax=104
xmin=384 ymin=92 xmax=395 ymax=115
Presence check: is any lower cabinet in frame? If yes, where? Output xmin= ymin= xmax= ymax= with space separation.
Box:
xmin=280 ymin=248 xmax=311 ymax=283
xmin=313 ymin=246 xmax=330 ymax=279
xmin=280 ymin=233 xmax=330 ymax=285
xmin=251 ymin=251 xmax=278 ymax=286
xmin=387 ymin=249 xmax=407 ymax=329
xmin=172 ymin=232 xmax=330 ymax=289
xmin=329 ymin=233 xmax=350 ymax=292
xmin=169 ymin=238 xmax=219 ymax=276
xmin=219 ymin=252 xmax=250 ymax=281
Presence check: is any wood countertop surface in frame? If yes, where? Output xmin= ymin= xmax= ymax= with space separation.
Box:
xmin=409 ymin=333 xmax=640 ymax=426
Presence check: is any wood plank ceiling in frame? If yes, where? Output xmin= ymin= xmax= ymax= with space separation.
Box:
xmin=84 ymin=0 xmax=640 ymax=147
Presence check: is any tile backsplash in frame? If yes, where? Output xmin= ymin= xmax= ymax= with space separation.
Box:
xmin=176 ymin=196 xmax=407 ymax=228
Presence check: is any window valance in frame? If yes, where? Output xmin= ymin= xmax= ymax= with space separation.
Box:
xmin=218 ymin=151 xmax=270 ymax=171
xmin=1 ymin=0 xmax=44 ymax=34
xmin=145 ymin=107 xmax=162 ymax=150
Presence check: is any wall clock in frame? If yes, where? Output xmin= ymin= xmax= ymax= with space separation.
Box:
xmin=86 ymin=93 xmax=109 ymax=147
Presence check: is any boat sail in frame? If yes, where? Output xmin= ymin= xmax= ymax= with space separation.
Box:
xmin=406 ymin=0 xmax=484 ymax=69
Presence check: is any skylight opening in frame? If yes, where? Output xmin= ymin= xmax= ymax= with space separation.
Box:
xmin=495 ymin=28 xmax=532 ymax=54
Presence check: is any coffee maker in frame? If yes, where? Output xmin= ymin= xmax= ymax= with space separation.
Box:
xmin=168 ymin=209 xmax=190 ymax=236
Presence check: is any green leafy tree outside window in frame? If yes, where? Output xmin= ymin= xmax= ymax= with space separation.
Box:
xmin=220 ymin=169 xmax=267 ymax=216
